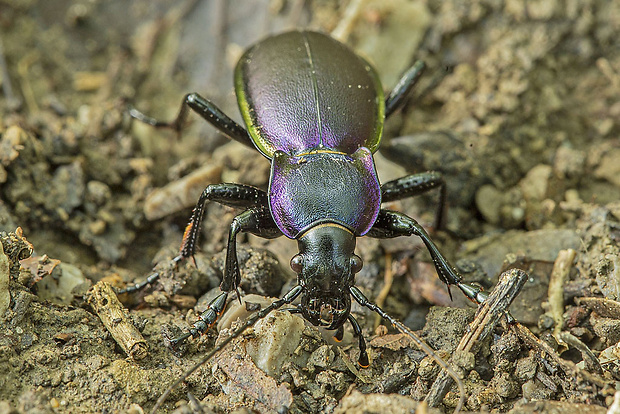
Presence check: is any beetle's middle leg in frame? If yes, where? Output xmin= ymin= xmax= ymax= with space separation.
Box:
xmin=381 ymin=171 xmax=446 ymax=230
xmin=367 ymin=209 xmax=485 ymax=304
xmin=180 ymin=183 xmax=269 ymax=259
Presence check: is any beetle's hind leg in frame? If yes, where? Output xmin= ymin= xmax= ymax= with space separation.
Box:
xmin=381 ymin=171 xmax=446 ymax=230
xmin=129 ymin=93 xmax=256 ymax=149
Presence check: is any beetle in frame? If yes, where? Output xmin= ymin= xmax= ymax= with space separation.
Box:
xmin=127 ymin=30 xmax=487 ymax=412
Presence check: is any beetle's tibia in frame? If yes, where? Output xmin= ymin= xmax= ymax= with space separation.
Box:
xmin=174 ymin=291 xmax=229 ymax=345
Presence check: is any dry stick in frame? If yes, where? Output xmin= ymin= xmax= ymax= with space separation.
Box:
xmin=559 ymin=331 xmax=603 ymax=374
xmin=426 ymin=268 xmax=528 ymax=408
xmin=88 ymin=281 xmax=148 ymax=360
xmin=373 ymin=253 xmax=394 ymax=329
xmin=548 ymin=249 xmax=576 ymax=340
xmin=511 ymin=322 xmax=608 ymax=389
xmin=330 ymin=0 xmax=367 ymax=42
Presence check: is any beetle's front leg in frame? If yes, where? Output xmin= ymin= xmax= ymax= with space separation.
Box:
xmin=180 ymin=184 xmax=269 ymax=259
xmin=381 ymin=171 xmax=446 ymax=230
xmin=222 ymin=207 xmax=282 ymax=293
xmin=130 ymin=93 xmax=256 ymax=149
xmin=367 ymin=209 xmax=484 ymax=304
xmin=119 ymin=184 xmax=268 ymax=295
xmin=169 ymin=207 xmax=280 ymax=347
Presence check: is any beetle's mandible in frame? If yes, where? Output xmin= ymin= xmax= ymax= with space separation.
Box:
xmin=127 ymin=30 xmax=489 ymax=413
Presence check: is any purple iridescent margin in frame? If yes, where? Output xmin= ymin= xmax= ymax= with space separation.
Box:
xmin=269 ymin=147 xmax=381 ymax=239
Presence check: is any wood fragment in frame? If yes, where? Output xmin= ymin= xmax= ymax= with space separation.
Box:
xmin=0 ymin=242 xmax=10 ymax=317
xmin=88 ymin=281 xmax=148 ymax=360
xmin=426 ymin=268 xmax=528 ymax=407
xmin=511 ymin=322 xmax=608 ymax=388
xmin=559 ymin=331 xmax=603 ymax=374
xmin=374 ymin=253 xmax=393 ymax=329
xmin=548 ymin=249 xmax=576 ymax=338
xmin=576 ymin=296 xmax=620 ymax=320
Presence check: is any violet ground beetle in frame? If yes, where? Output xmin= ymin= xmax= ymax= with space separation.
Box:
xmin=126 ymin=30 xmax=489 ymax=412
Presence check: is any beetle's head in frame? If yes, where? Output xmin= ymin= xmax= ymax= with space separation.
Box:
xmin=291 ymin=223 xmax=362 ymax=329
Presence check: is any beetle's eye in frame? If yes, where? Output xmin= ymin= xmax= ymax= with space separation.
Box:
xmin=350 ymin=255 xmax=363 ymax=274
xmin=290 ymin=255 xmax=303 ymax=273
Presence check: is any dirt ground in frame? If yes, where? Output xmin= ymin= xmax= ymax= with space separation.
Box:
xmin=1 ymin=0 xmax=619 ymax=413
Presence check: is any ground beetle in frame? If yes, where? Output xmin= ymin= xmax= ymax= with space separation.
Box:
xmin=127 ymin=30 xmax=487 ymax=411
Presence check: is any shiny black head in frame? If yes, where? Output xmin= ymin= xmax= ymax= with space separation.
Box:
xmin=291 ymin=223 xmax=363 ymax=329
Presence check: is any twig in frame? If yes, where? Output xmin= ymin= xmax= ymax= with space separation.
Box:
xmin=330 ymin=0 xmax=367 ymax=42
xmin=88 ymin=281 xmax=148 ymax=360
xmin=548 ymin=249 xmax=576 ymax=339
xmin=426 ymin=269 xmax=528 ymax=407
xmin=0 ymin=38 xmax=18 ymax=105
xmin=373 ymin=253 xmax=393 ymax=329
xmin=511 ymin=322 xmax=608 ymax=389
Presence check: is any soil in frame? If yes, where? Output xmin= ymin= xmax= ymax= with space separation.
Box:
xmin=1 ymin=1 xmax=619 ymax=413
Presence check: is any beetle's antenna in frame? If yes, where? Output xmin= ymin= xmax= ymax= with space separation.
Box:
xmin=150 ymin=285 xmax=304 ymax=414
xmin=350 ymin=286 xmax=465 ymax=413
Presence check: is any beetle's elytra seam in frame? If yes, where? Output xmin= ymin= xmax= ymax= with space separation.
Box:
xmin=302 ymin=31 xmax=324 ymax=147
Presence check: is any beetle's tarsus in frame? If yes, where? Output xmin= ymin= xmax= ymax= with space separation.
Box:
xmin=116 ymin=253 xmax=184 ymax=295
xmin=168 ymin=332 xmax=192 ymax=349
xmin=150 ymin=285 xmax=304 ymax=414
xmin=172 ymin=291 xmax=229 ymax=344
xmin=333 ymin=325 xmax=344 ymax=342
xmin=348 ymin=314 xmax=369 ymax=368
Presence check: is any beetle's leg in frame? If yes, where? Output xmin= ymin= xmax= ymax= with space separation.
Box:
xmin=130 ymin=93 xmax=256 ymax=150
xmin=348 ymin=314 xmax=369 ymax=368
xmin=350 ymin=285 xmax=465 ymax=412
xmin=119 ymin=184 xmax=268 ymax=295
xmin=152 ymin=285 xmax=304 ymax=413
xmin=168 ymin=291 xmax=229 ymax=347
xmin=172 ymin=206 xmax=280 ymax=346
xmin=385 ymin=60 xmax=425 ymax=119
xmin=222 ymin=207 xmax=282 ymax=293
xmin=333 ymin=325 xmax=344 ymax=342
xmin=381 ymin=171 xmax=446 ymax=230
xmin=180 ymin=184 xmax=269 ymax=259
xmin=367 ymin=209 xmax=482 ymax=304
